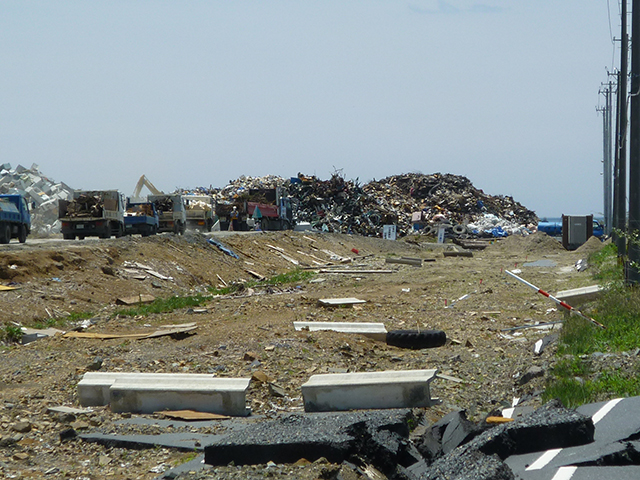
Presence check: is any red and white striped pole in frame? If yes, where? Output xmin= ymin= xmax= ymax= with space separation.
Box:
xmin=506 ymin=270 xmax=605 ymax=329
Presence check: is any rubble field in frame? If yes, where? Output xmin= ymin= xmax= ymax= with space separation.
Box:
xmin=0 ymin=230 xmax=615 ymax=479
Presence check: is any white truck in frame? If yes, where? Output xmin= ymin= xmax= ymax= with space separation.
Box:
xmin=59 ymin=190 xmax=125 ymax=240
xmin=183 ymin=195 xmax=215 ymax=232
xmin=148 ymin=194 xmax=186 ymax=234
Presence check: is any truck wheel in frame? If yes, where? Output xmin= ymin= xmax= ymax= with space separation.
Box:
xmin=99 ymin=223 xmax=111 ymax=239
xmin=0 ymin=224 xmax=10 ymax=244
xmin=63 ymin=233 xmax=75 ymax=240
xmin=18 ymin=225 xmax=27 ymax=243
xmin=114 ymin=223 xmax=123 ymax=238
xmin=180 ymin=222 xmax=186 ymax=235
xmin=385 ymin=330 xmax=447 ymax=350
xmin=206 ymin=219 xmax=213 ymax=232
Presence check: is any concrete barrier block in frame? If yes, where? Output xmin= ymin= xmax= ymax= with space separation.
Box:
xmin=109 ymin=377 xmax=251 ymax=416
xmin=77 ymin=372 xmax=216 ymax=407
xmin=293 ymin=321 xmax=387 ymax=341
xmin=302 ymin=369 xmax=438 ymax=412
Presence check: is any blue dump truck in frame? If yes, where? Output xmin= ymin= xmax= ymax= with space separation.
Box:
xmin=124 ymin=201 xmax=159 ymax=237
xmin=0 ymin=194 xmax=31 ymax=244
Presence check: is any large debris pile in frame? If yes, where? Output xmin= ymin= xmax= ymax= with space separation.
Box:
xmin=0 ymin=163 xmax=73 ymax=235
xmin=207 ymin=172 xmax=537 ymax=237
xmin=288 ymin=172 xmax=537 ymax=237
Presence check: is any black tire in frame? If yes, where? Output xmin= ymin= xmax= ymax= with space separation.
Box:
xmin=452 ymin=224 xmax=466 ymax=235
xmin=63 ymin=233 xmax=75 ymax=240
xmin=0 ymin=223 xmax=10 ymax=244
xmin=385 ymin=330 xmax=447 ymax=350
xmin=114 ymin=223 xmax=123 ymax=238
xmin=206 ymin=219 xmax=213 ymax=232
xmin=18 ymin=224 xmax=27 ymax=243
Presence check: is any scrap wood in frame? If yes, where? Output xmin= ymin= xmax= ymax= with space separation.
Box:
xmin=245 ymin=269 xmax=265 ymax=281
xmin=0 ymin=285 xmax=19 ymax=291
xmin=216 ymin=274 xmax=227 ymax=287
xmin=156 ymin=410 xmax=230 ymax=421
xmin=486 ymin=416 xmax=514 ymax=424
xmin=64 ymin=323 xmax=197 ymax=340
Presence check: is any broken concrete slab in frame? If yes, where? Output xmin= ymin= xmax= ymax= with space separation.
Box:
xmin=556 ymin=285 xmax=604 ymax=307
xmin=523 ymin=259 xmax=557 ymax=267
xmin=20 ymin=327 xmax=64 ymax=345
xmin=418 ymin=400 xmax=594 ymax=480
xmin=109 ymin=377 xmax=251 ymax=416
xmin=78 ymin=372 xmax=218 ymax=406
xmin=46 ymin=406 xmax=93 ymax=415
xmin=293 ymin=321 xmax=387 ymax=341
xmin=115 ymin=294 xmax=156 ymax=306
xmin=301 ymin=369 xmax=438 ymax=412
xmin=318 ymin=297 xmax=367 ymax=307
xmin=203 ymin=409 xmax=415 ymax=471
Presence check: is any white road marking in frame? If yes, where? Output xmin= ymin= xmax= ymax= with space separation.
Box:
xmin=526 ymin=448 xmax=562 ymax=471
xmin=551 ymin=466 xmax=577 ymax=480
xmin=592 ymin=398 xmax=623 ymax=425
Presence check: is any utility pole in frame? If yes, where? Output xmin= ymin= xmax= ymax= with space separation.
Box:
xmin=628 ymin=0 xmax=640 ymax=283
xmin=614 ymin=0 xmax=629 ymax=256
xmin=599 ymin=82 xmax=614 ymax=235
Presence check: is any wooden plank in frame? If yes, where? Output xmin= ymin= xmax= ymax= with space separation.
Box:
xmin=64 ymin=324 xmax=197 ymax=340
xmin=156 ymin=410 xmax=230 ymax=421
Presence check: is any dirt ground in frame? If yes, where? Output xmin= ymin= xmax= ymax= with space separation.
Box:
xmin=0 ymin=230 xmax=608 ymax=479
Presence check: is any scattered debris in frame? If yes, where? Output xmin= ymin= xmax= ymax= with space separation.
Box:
xmin=318 ymin=297 xmax=367 ymax=307
xmin=64 ymin=323 xmax=197 ymax=340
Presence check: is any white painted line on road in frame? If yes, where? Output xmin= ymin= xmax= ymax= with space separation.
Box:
xmin=551 ymin=466 xmax=577 ymax=480
xmin=592 ymin=397 xmax=623 ymax=425
xmin=526 ymin=448 xmax=562 ymax=471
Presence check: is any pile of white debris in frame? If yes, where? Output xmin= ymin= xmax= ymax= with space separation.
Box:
xmin=0 ymin=163 xmax=74 ymax=235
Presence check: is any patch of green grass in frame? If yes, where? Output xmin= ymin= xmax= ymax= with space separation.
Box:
xmin=589 ymin=243 xmax=622 ymax=281
xmin=115 ymin=294 xmax=210 ymax=317
xmin=1 ymin=324 xmax=23 ymax=343
xmin=209 ymin=269 xmax=315 ymax=295
xmin=544 ymin=377 xmax=595 ymax=408
xmin=546 ymin=243 xmax=640 ymax=406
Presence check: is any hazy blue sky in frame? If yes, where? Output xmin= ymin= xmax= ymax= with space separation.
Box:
xmin=1 ymin=1 xmax=616 ymax=217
